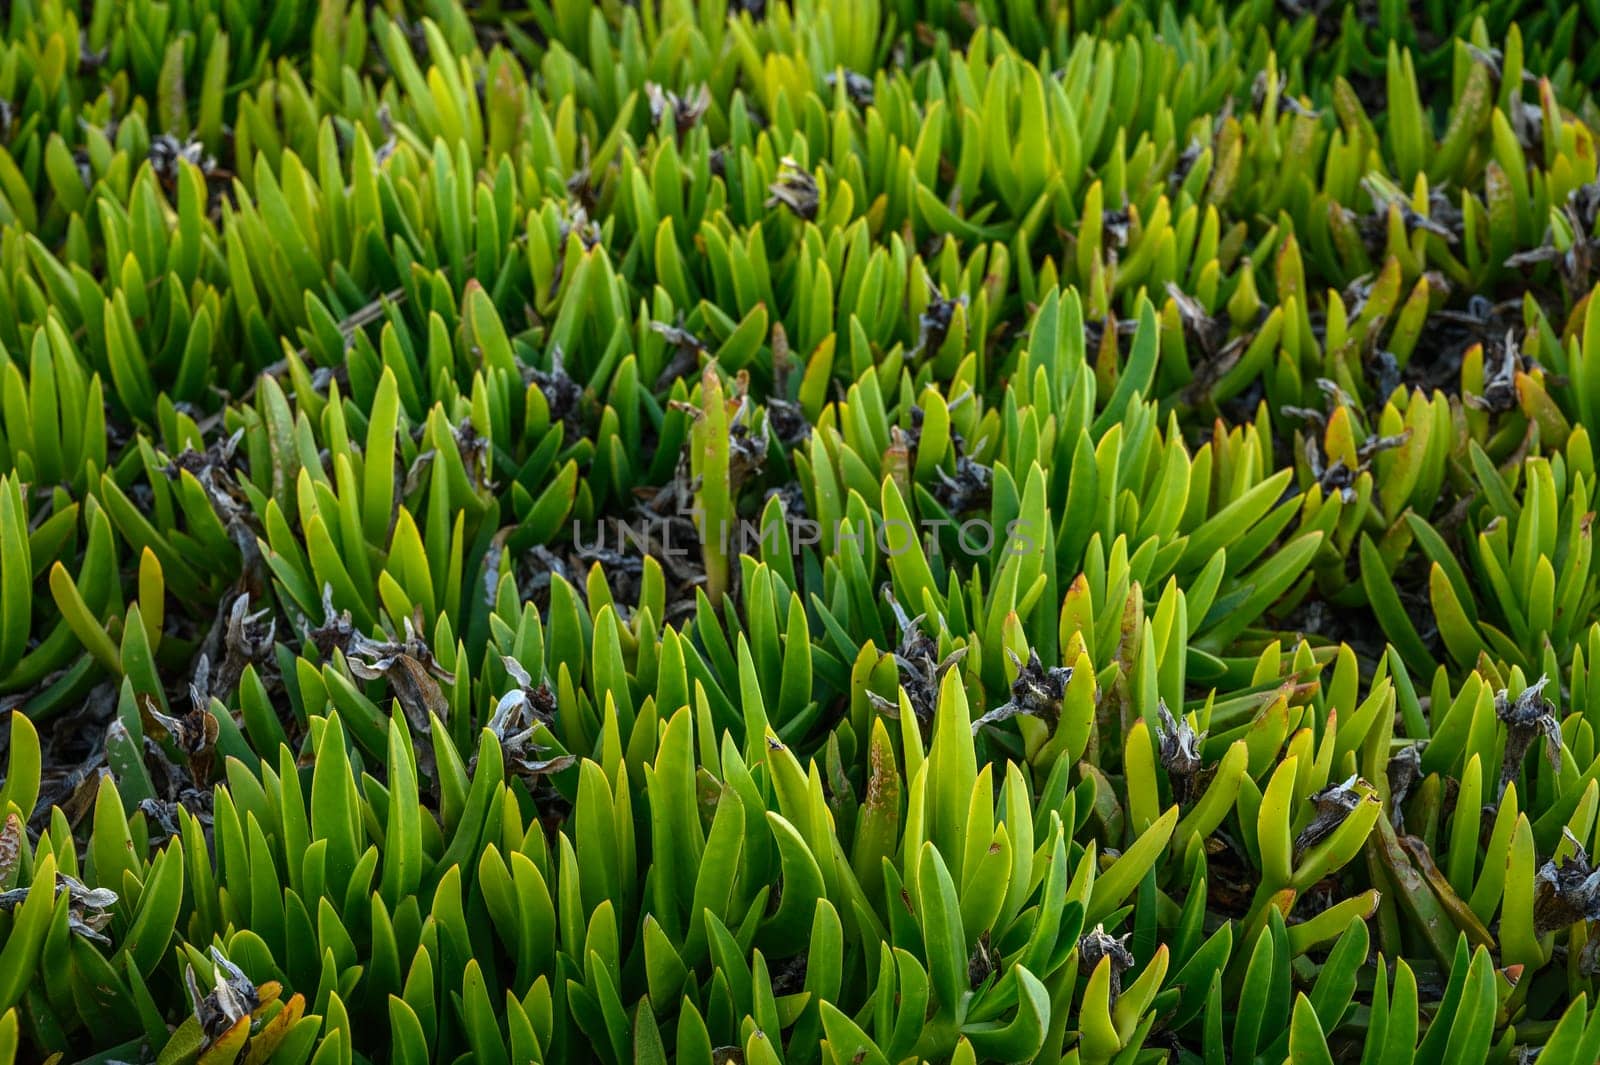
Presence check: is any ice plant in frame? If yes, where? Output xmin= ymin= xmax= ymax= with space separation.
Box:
xmin=0 ymin=1 xmax=1598 ymax=1063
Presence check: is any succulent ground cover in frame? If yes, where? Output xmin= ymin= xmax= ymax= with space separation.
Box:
xmin=5 ymin=0 xmax=1600 ymax=1061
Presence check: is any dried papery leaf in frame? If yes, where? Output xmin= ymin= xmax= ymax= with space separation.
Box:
xmin=1357 ymin=431 xmax=1410 ymax=463
xmin=58 ymin=873 xmax=117 ymax=943
xmin=1503 ymin=244 xmax=1564 ymax=271
xmin=544 ymin=203 xmax=601 ymax=300
xmin=165 ymin=429 xmax=263 ymax=569
xmin=164 ymin=429 xmax=246 ymax=501
xmin=78 ymin=30 xmax=108 ymax=72
xmin=1180 ymin=331 xmax=1250 ymax=406
xmin=348 ymin=617 xmax=456 ymax=688
xmin=1315 ymin=377 xmax=1357 ymax=411
xmin=489 ymin=657 xmax=557 ymax=736
xmin=1101 ymin=206 xmax=1132 ymax=249
xmin=1253 ymin=70 xmax=1321 ymax=118
xmin=559 ymin=204 xmax=601 ymax=261
xmin=1360 ymin=175 xmax=1459 ymax=243
xmin=483 ymin=657 xmax=572 ymax=787
xmin=1302 ymin=436 xmax=1353 ymax=502
xmin=1570 ymin=179 xmax=1600 ymax=232
xmin=345 ymin=619 xmax=455 ymax=782
xmin=453 ymin=421 xmax=494 ymax=493
xmin=351 ymin=653 xmax=448 ymax=734
xmin=402 ymin=449 xmax=437 ymax=497
xmin=1505 ymin=182 xmax=1600 ymax=298
xmin=1167 ymin=137 xmax=1205 ymax=192
xmin=1580 ymin=933 xmax=1600 ymax=978
xmin=58 ymin=872 xmax=118 ymax=913
xmin=505 ymin=749 xmax=578 ymax=785
xmin=139 ymin=792 xmax=213 ymax=846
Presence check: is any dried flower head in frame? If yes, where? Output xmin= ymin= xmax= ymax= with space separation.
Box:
xmin=1078 ymin=924 xmax=1135 ymax=1003
xmin=1505 ymin=179 xmax=1600 ymax=298
xmin=1465 ymin=329 xmax=1524 ymax=414
xmin=347 ymin=616 xmax=457 ymax=740
xmin=967 ymin=929 xmax=1000 ymax=988
xmin=306 ymin=584 xmax=358 ymax=660
xmin=1294 ymin=774 xmax=1366 ymax=855
xmin=646 ymin=82 xmax=711 ymax=137
xmin=765 ymin=324 xmax=810 ymax=448
xmin=1496 ymin=675 xmax=1562 ymax=798
xmin=149 ymin=134 xmax=213 ymax=187
xmin=972 ymin=649 xmax=1072 ymax=734
xmin=725 ymin=393 xmax=771 ymax=494
xmin=651 ymin=319 xmax=710 ymax=392
xmin=209 ymin=594 xmax=276 ymax=699
xmin=1386 ymin=743 xmax=1423 ymax=828
xmin=824 ymin=70 xmax=875 ymax=108
xmin=931 ymin=455 xmax=993 ymax=515
xmin=526 ymin=346 xmax=583 ymax=438
xmin=0 ymin=872 xmax=118 ymax=944
xmin=185 ymin=947 xmax=261 ymax=1043
xmin=483 ymin=656 xmax=574 ymax=787
xmin=766 ymin=156 xmax=818 ymax=221
xmin=866 ymin=595 xmax=966 ymax=736
xmin=0 ymin=814 xmax=20 ymax=883
xmin=1156 ymin=701 xmax=1212 ymax=804
xmin=915 ymin=276 xmax=962 ymax=359
xmin=1533 ymin=831 xmax=1600 ymax=936
xmin=141 ymin=692 xmax=221 ymax=785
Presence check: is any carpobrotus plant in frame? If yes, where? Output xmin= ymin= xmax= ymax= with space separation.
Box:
xmin=2 ymin=0 xmax=1600 ymax=1062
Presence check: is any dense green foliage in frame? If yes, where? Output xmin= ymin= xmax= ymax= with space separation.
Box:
xmin=3 ymin=0 xmax=1600 ymax=1061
